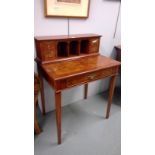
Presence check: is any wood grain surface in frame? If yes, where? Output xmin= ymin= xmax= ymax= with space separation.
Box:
xmin=42 ymin=55 xmax=120 ymax=80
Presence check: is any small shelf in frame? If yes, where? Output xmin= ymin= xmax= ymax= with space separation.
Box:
xmin=69 ymin=41 xmax=79 ymax=56
xmin=57 ymin=42 xmax=68 ymax=57
xmin=35 ymin=34 xmax=101 ymax=62
xmin=80 ymin=40 xmax=89 ymax=54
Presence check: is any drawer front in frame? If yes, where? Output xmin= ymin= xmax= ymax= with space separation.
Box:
xmin=67 ymin=76 xmax=87 ymax=87
xmin=66 ymin=67 xmax=117 ymax=88
xmin=89 ymin=38 xmax=99 ymax=53
xmin=40 ymin=41 xmax=57 ymax=61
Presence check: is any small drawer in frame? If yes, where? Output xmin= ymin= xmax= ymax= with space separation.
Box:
xmin=40 ymin=41 xmax=57 ymax=61
xmin=89 ymin=38 xmax=99 ymax=53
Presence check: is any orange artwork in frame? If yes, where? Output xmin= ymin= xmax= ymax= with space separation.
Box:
xmin=57 ymin=0 xmax=81 ymax=4
xmin=44 ymin=0 xmax=89 ymax=18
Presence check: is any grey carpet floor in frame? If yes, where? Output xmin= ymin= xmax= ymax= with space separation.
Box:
xmin=34 ymin=90 xmax=121 ymax=155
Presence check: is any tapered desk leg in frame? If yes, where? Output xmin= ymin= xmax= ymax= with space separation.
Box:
xmin=106 ymin=76 xmax=117 ymax=119
xmin=55 ymin=91 xmax=61 ymax=144
xmin=84 ymin=83 xmax=88 ymax=99
xmin=34 ymin=101 xmax=42 ymax=134
xmin=34 ymin=118 xmax=42 ymax=134
xmin=38 ymin=73 xmax=46 ymax=115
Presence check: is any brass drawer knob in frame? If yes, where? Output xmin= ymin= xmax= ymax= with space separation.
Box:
xmin=88 ymin=74 xmax=96 ymax=80
xmin=92 ymin=40 xmax=98 ymax=44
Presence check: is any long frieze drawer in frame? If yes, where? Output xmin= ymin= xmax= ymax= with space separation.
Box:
xmin=65 ymin=67 xmax=117 ymax=88
xmin=67 ymin=76 xmax=88 ymax=87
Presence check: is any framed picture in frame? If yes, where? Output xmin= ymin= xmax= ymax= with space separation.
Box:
xmin=44 ymin=0 xmax=90 ymax=18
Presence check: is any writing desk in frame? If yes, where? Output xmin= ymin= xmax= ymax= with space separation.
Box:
xmin=35 ymin=34 xmax=121 ymax=144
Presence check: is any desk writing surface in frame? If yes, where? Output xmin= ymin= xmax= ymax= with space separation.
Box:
xmin=41 ymin=55 xmax=120 ymax=80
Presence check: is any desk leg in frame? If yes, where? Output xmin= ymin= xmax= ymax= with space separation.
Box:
xmin=106 ymin=76 xmax=117 ymax=119
xmin=38 ymin=73 xmax=46 ymax=115
xmin=34 ymin=101 xmax=42 ymax=134
xmin=55 ymin=91 xmax=61 ymax=144
xmin=84 ymin=83 xmax=88 ymax=99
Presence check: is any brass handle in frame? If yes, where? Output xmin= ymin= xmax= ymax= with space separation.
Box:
xmin=92 ymin=40 xmax=98 ymax=44
xmin=88 ymin=74 xmax=96 ymax=80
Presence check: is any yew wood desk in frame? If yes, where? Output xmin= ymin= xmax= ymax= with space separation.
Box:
xmin=35 ymin=34 xmax=121 ymax=144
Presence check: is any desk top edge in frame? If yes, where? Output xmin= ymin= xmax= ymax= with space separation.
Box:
xmin=35 ymin=34 xmax=102 ymax=41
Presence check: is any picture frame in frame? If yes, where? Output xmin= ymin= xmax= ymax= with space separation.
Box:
xmin=44 ymin=0 xmax=90 ymax=18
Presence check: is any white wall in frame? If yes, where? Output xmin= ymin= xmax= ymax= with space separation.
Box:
xmin=34 ymin=0 xmax=121 ymax=112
